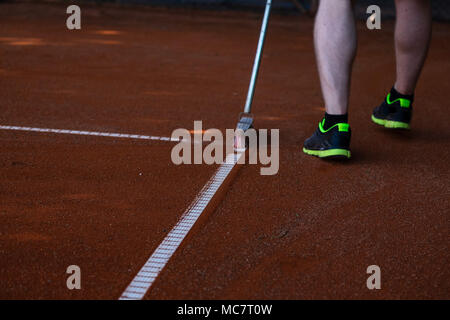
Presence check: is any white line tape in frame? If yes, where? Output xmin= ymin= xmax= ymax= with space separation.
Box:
xmin=119 ymin=151 xmax=244 ymax=300
xmin=0 ymin=125 xmax=179 ymax=142
xmin=1 ymin=123 xmax=241 ymax=299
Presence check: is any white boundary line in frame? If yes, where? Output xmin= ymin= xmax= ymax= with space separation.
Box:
xmin=0 ymin=125 xmax=180 ymax=142
xmin=1 ymin=123 xmax=242 ymax=299
xmin=119 ymin=151 xmax=244 ymax=300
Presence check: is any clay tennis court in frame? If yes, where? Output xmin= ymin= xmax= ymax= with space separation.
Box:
xmin=0 ymin=1 xmax=449 ymax=300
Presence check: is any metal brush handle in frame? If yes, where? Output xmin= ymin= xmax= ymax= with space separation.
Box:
xmin=243 ymin=0 xmax=272 ymax=114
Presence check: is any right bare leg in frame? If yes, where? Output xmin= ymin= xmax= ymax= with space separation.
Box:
xmin=394 ymin=0 xmax=432 ymax=95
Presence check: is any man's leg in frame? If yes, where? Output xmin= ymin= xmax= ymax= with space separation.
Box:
xmin=394 ymin=0 xmax=432 ymax=95
xmin=314 ymin=0 xmax=356 ymax=115
xmin=303 ymin=0 xmax=355 ymax=159
xmin=372 ymin=0 xmax=431 ymax=129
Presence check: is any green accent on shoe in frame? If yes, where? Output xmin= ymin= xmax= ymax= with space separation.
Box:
xmin=303 ymin=147 xmax=351 ymax=159
xmin=371 ymin=114 xmax=410 ymax=129
xmin=338 ymin=123 xmax=350 ymax=132
xmin=318 ymin=120 xmax=350 ymax=133
xmin=386 ymin=93 xmax=411 ymax=108
xmin=384 ymin=120 xmax=410 ymax=129
xmin=371 ymin=114 xmax=386 ymax=126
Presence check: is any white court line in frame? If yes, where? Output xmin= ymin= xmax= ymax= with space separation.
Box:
xmin=0 ymin=125 xmax=180 ymax=142
xmin=119 ymin=151 xmax=244 ymax=300
xmin=1 ymin=123 xmax=241 ymax=299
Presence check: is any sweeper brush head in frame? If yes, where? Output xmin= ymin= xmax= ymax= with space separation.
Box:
xmin=234 ymin=113 xmax=254 ymax=151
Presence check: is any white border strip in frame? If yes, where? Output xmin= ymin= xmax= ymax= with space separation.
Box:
xmin=119 ymin=151 xmax=244 ymax=300
xmin=0 ymin=125 xmax=179 ymax=142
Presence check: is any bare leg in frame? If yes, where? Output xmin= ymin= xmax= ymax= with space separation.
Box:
xmin=394 ymin=0 xmax=432 ymax=95
xmin=314 ymin=0 xmax=356 ymax=115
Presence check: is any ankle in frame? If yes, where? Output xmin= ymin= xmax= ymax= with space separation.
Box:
xmin=392 ymin=85 xmax=414 ymax=100
xmin=323 ymin=112 xmax=348 ymax=130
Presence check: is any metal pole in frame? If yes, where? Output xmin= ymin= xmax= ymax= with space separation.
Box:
xmin=243 ymin=0 xmax=272 ymax=114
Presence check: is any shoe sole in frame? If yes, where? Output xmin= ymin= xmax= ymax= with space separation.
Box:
xmin=371 ymin=115 xmax=410 ymax=129
xmin=303 ymin=147 xmax=351 ymax=159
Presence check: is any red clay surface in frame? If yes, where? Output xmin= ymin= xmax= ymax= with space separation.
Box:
xmin=0 ymin=2 xmax=449 ymax=299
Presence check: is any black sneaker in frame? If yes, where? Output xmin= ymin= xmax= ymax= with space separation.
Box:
xmin=372 ymin=91 xmax=413 ymax=129
xmin=303 ymin=119 xmax=351 ymax=159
